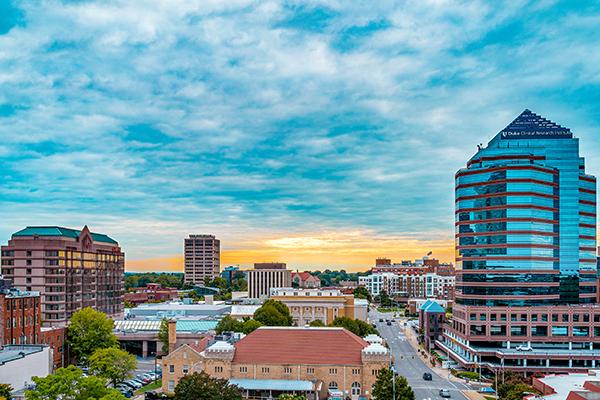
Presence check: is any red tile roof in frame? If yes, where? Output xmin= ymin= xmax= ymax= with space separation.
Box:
xmin=232 ymin=327 xmax=368 ymax=365
xmin=189 ymin=337 xmax=211 ymax=353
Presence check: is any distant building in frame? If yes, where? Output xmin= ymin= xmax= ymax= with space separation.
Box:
xmin=126 ymin=301 xmax=230 ymax=320
xmin=125 ymin=283 xmax=179 ymax=306
xmin=1 ymin=225 xmax=124 ymax=325
xmin=40 ymin=326 xmax=66 ymax=370
xmin=0 ymin=345 xmax=52 ymax=392
xmin=247 ymin=263 xmax=291 ymax=299
xmin=1 ymin=287 xmax=41 ymax=345
xmin=418 ymin=300 xmax=446 ymax=351
xmin=359 ymin=270 xmax=455 ymax=301
xmin=161 ymin=326 xmax=389 ymax=399
xmin=221 ymin=266 xmax=245 ymax=284
xmin=270 ymin=287 xmax=367 ymax=325
xmin=531 ymin=370 xmax=600 ymax=400
xmin=291 ymin=271 xmax=321 ymax=289
xmin=184 ymin=234 xmax=220 ymax=284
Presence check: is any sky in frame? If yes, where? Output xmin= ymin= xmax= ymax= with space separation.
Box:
xmin=1 ymin=0 xmax=600 ymax=272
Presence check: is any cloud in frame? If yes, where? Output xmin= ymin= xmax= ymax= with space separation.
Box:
xmin=0 ymin=0 xmax=599 ymax=270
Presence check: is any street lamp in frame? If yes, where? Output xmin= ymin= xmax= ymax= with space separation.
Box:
xmin=391 ymin=365 xmax=396 ymax=400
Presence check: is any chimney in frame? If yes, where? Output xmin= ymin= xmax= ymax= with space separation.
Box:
xmin=168 ymin=320 xmax=177 ymax=353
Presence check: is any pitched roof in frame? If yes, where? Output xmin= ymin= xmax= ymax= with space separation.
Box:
xmin=189 ymin=337 xmax=211 ymax=353
xmin=498 ymin=109 xmax=572 ymax=139
xmin=12 ymin=226 xmax=118 ymax=244
xmin=292 ymin=272 xmax=318 ymax=282
xmin=422 ymin=300 xmax=445 ymax=313
xmin=232 ymin=327 xmax=368 ymax=365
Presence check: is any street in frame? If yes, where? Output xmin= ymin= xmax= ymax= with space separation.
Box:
xmin=370 ymin=309 xmax=470 ymax=400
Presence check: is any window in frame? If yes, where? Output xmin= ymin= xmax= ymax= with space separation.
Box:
xmin=215 ymin=366 xmax=223 ymax=373
xmin=573 ymin=326 xmax=589 ymax=337
xmin=307 ymin=367 xmax=315 ymax=374
xmin=329 ymin=381 xmax=338 ymax=389
xmin=26 ymin=250 xmax=32 ymax=257
xmin=26 ymin=259 xmax=32 ymax=266
xmin=552 ymin=326 xmax=568 ymax=336
xmin=552 ymin=314 xmax=558 ymax=322
xmin=520 ymin=314 xmax=527 ymax=322
xmin=573 ymin=314 xmax=580 ymax=322
xmin=532 ymin=314 xmax=538 ymax=322
xmin=240 ymin=366 xmax=247 ymax=373
xmin=169 ymin=365 xmax=174 ymax=373
xmin=562 ymin=314 xmax=569 ymax=322
xmin=182 ymin=365 xmax=189 ymax=374
xmin=168 ymin=380 xmax=174 ymax=392
xmin=510 ymin=314 xmax=517 ymax=321
xmin=329 ymin=368 xmax=337 ymax=374
xmin=261 ymin=367 xmax=269 ymax=373
xmin=541 ymin=314 xmax=548 ymax=322
xmin=352 ymin=368 xmax=360 ymax=375
xmin=26 ymin=268 xmax=32 ymax=275
xmin=511 ymin=326 xmax=527 ymax=336
xmin=284 ymin=367 xmax=292 ymax=374
xmin=351 ymin=382 xmax=361 ymax=395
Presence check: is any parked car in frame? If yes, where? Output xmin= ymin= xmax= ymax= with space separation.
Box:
xmin=386 ymin=321 xmax=392 ymax=326
xmin=120 ymin=382 xmax=138 ymax=390
xmin=516 ymin=344 xmax=533 ymax=351
xmin=439 ymin=389 xmax=451 ymax=398
xmin=422 ymin=372 xmax=432 ymax=381
xmin=379 ymin=318 xmax=384 ymax=322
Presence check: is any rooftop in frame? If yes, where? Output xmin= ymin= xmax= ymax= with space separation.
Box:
xmin=0 ymin=345 xmax=46 ymax=365
xmin=498 ymin=109 xmax=572 ymax=140
xmin=232 ymin=327 xmax=368 ymax=365
xmin=114 ymin=319 xmax=218 ymax=333
xmin=531 ymin=371 xmax=600 ymax=400
xmin=12 ymin=226 xmax=118 ymax=244
xmin=229 ymin=379 xmax=316 ymax=392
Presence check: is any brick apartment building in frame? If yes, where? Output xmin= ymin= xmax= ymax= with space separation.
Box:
xmin=162 ymin=326 xmax=389 ymax=399
xmin=1 ymin=226 xmax=124 ymax=325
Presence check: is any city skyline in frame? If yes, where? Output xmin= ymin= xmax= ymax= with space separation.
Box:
xmin=2 ymin=1 xmax=600 ymax=272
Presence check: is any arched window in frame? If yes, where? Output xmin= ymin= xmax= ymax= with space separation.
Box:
xmin=351 ymin=382 xmax=361 ymax=395
xmin=328 ymin=381 xmax=338 ymax=389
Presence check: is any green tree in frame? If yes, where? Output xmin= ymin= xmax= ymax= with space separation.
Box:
xmin=309 ymin=320 xmax=326 ymax=327
xmin=371 ymin=368 xmax=415 ymax=400
xmin=25 ymin=366 xmax=126 ymax=400
xmin=379 ymin=290 xmax=393 ymax=307
xmin=253 ymin=300 xmax=293 ymax=326
xmin=278 ymin=395 xmax=306 ymax=400
xmin=215 ymin=315 xmax=243 ymax=334
xmin=353 ymin=286 xmax=372 ymax=302
xmin=242 ymin=319 xmax=263 ymax=334
xmin=0 ymin=384 xmax=12 ymax=400
xmin=174 ymin=371 xmax=242 ymax=400
xmin=89 ymin=347 xmax=137 ymax=386
xmin=330 ymin=316 xmax=378 ymax=337
xmin=67 ymin=308 xmax=118 ymax=363
xmin=158 ymin=318 xmax=170 ymax=354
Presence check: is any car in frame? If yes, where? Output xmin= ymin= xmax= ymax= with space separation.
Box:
xmin=127 ymin=380 xmax=143 ymax=388
xmin=386 ymin=321 xmax=392 ymax=326
xmin=422 ymin=372 xmax=432 ymax=381
xmin=439 ymin=389 xmax=451 ymax=398
xmin=379 ymin=318 xmax=384 ymax=322
xmin=516 ymin=344 xmax=533 ymax=351
xmin=119 ymin=382 xmax=136 ymax=390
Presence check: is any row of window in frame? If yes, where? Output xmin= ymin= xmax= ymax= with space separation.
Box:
xmin=168 ymin=364 xmax=364 ymax=376
xmin=470 ymin=312 xmax=600 ymax=323
xmin=470 ymin=324 xmax=600 ymax=337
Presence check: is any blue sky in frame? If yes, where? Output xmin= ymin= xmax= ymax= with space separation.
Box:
xmin=1 ymin=0 xmax=599 ymax=271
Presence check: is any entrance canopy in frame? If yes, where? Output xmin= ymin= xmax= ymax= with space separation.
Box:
xmin=229 ymin=379 xmax=316 ymax=391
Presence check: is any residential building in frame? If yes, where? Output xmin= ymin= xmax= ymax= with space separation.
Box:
xmin=161 ymin=326 xmax=389 ymax=399
xmin=359 ymin=271 xmax=455 ymax=301
xmin=437 ymin=110 xmax=600 ymax=373
xmin=530 ymin=370 xmax=600 ymax=400
xmin=1 ymin=226 xmax=124 ymax=325
xmin=269 ymin=288 xmax=368 ymax=325
xmin=40 ymin=326 xmax=66 ymax=369
xmin=1 ymin=287 xmax=41 ymax=345
xmin=247 ymin=263 xmax=291 ymax=299
xmin=124 ymin=283 xmax=179 ymax=306
xmin=0 ymin=345 xmax=52 ymax=392
xmin=418 ymin=300 xmax=446 ymax=351
xmin=291 ymin=271 xmax=321 ymax=288
xmin=184 ymin=234 xmax=220 ymax=284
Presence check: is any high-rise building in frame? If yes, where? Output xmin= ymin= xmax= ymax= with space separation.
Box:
xmin=438 ymin=110 xmax=600 ymax=373
xmin=0 ymin=226 xmax=124 ymax=325
xmin=247 ymin=262 xmax=291 ymax=299
xmin=184 ymin=234 xmax=220 ymax=284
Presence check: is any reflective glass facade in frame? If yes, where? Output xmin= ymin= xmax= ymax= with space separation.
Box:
xmin=455 ymin=110 xmax=598 ymax=306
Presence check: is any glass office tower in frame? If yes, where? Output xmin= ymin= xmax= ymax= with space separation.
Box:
xmin=439 ymin=110 xmax=600 ymax=373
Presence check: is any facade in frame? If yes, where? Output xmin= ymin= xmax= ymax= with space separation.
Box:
xmin=0 ymin=345 xmax=52 ymax=392
xmin=438 ymin=110 xmax=600 ymax=373
xmin=1 ymin=226 xmax=124 ymax=325
xmin=1 ymin=287 xmax=41 ymax=345
xmin=270 ymin=288 xmax=367 ymax=325
xmin=247 ymin=263 xmax=291 ymax=299
xmin=184 ymin=234 xmax=220 ymax=284
xmin=418 ymin=300 xmax=446 ymax=351
xmin=40 ymin=326 xmax=66 ymax=369
xmin=161 ymin=327 xmax=389 ymax=399
xmin=359 ymin=271 xmax=455 ymax=300
xmin=124 ymin=283 xmax=179 ymax=306
xmin=291 ymin=271 xmax=321 ymax=289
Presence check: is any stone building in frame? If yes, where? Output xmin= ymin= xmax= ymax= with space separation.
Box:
xmin=161 ymin=326 xmax=389 ymax=399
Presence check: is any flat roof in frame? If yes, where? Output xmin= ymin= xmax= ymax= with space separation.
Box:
xmin=0 ymin=345 xmax=46 ymax=365
xmin=114 ymin=320 xmax=218 ymax=333
xmin=535 ymin=371 xmax=600 ymax=400
xmin=229 ymin=379 xmax=315 ymax=391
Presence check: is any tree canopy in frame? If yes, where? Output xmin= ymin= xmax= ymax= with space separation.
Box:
xmin=25 ymin=366 xmax=126 ymax=400
xmin=371 ymin=368 xmax=415 ymax=400
xmin=353 ymin=286 xmax=372 ymax=302
xmin=89 ymin=347 xmax=137 ymax=386
xmin=215 ymin=315 xmax=262 ymax=335
xmin=330 ymin=316 xmax=378 ymax=337
xmin=174 ymin=372 xmax=242 ymax=400
xmin=253 ymin=299 xmax=293 ymax=326
xmin=67 ymin=307 xmax=118 ymax=363
xmin=158 ymin=318 xmax=170 ymax=354
xmin=0 ymin=384 xmax=12 ymax=400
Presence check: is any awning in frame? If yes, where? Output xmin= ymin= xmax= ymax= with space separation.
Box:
xmin=229 ymin=379 xmax=316 ymax=391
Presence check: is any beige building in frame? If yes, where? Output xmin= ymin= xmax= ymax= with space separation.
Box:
xmin=184 ymin=234 xmax=220 ymax=284
xmin=247 ymin=262 xmax=291 ymax=299
xmin=162 ymin=326 xmax=389 ymax=399
xmin=270 ymin=287 xmax=367 ymax=326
